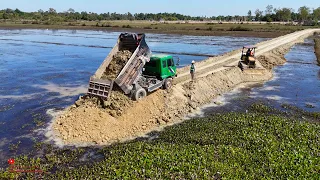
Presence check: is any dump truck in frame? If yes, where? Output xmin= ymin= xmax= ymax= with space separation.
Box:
xmin=87 ymin=33 xmax=179 ymax=101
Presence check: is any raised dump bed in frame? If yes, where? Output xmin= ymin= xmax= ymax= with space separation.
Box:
xmin=87 ymin=33 xmax=151 ymax=100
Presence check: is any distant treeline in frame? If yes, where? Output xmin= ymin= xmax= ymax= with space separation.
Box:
xmin=0 ymin=5 xmax=320 ymax=25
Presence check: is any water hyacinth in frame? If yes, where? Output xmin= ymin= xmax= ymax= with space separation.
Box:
xmin=0 ymin=104 xmax=319 ymax=179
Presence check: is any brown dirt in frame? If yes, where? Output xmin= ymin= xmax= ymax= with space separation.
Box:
xmin=74 ymin=90 xmax=132 ymax=117
xmin=101 ymin=50 xmax=132 ymax=80
xmin=314 ymin=37 xmax=320 ymax=65
xmin=53 ymin=91 xmax=166 ymax=145
xmin=257 ymin=47 xmax=288 ymax=70
xmin=50 ymin=29 xmax=320 ymax=146
xmin=74 ymin=49 xmax=134 ymax=118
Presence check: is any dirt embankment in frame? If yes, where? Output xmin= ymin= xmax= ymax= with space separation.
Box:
xmin=314 ymin=34 xmax=320 ymax=65
xmin=257 ymin=46 xmax=289 ymax=70
xmin=49 ymin=29 xmax=320 ymax=146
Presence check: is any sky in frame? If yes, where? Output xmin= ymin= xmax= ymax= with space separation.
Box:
xmin=1 ymin=0 xmax=320 ymax=16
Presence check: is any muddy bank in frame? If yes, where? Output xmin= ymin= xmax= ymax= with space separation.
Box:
xmin=0 ymin=23 xmax=286 ymax=38
xmin=314 ymin=36 xmax=320 ymax=65
xmin=49 ymin=30 xmax=319 ymax=146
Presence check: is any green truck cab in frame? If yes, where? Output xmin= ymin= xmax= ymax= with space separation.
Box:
xmin=143 ymin=54 xmax=177 ymax=79
xmin=131 ymin=54 xmax=179 ymax=100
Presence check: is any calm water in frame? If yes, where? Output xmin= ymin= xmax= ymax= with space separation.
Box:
xmin=0 ymin=29 xmax=268 ymax=166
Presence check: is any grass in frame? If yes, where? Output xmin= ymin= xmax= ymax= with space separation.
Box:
xmin=0 ymin=104 xmax=319 ymax=179
xmin=0 ymin=20 xmax=318 ymax=38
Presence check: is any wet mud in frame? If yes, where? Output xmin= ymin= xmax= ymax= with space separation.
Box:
xmin=314 ymin=36 xmax=320 ymax=65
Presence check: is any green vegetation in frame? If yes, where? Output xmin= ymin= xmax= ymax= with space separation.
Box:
xmin=1 ymin=20 xmax=314 ymax=38
xmin=8 ymin=141 xmax=21 ymax=152
xmin=1 ymin=6 xmax=320 ymax=38
xmin=0 ymin=5 xmax=320 ymax=23
xmin=314 ymin=36 xmax=320 ymax=65
xmin=0 ymin=104 xmax=319 ymax=179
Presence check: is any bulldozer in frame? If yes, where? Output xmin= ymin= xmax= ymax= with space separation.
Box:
xmin=238 ymin=46 xmax=257 ymax=70
xmin=86 ymin=33 xmax=179 ymax=101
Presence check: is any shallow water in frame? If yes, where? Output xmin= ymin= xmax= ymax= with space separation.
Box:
xmin=0 ymin=29 xmax=268 ymax=166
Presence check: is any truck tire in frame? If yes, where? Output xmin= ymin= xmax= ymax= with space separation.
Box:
xmin=163 ymin=78 xmax=173 ymax=90
xmin=133 ymin=88 xmax=147 ymax=101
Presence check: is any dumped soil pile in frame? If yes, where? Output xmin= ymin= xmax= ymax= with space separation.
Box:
xmin=101 ymin=50 xmax=132 ymax=80
xmin=257 ymin=47 xmax=288 ymax=70
xmin=314 ymin=37 xmax=320 ymax=65
xmin=53 ymin=90 xmax=166 ymax=145
xmin=74 ymin=90 xmax=132 ymax=117
xmin=102 ymin=90 xmax=133 ymax=117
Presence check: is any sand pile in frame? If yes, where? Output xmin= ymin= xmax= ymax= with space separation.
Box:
xmin=74 ymin=91 xmax=132 ymax=117
xmin=102 ymin=91 xmax=133 ymax=117
xmin=101 ymin=50 xmax=132 ymax=80
xmin=71 ymin=50 xmax=134 ymax=119
xmin=54 ymin=90 xmax=167 ymax=145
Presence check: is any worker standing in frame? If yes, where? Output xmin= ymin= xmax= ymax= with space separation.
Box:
xmin=190 ymin=60 xmax=195 ymax=81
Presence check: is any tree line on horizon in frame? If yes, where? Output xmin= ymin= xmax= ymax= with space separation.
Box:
xmin=0 ymin=5 xmax=320 ymax=25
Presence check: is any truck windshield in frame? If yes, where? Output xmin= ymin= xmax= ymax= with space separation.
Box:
xmin=167 ymin=58 xmax=173 ymax=66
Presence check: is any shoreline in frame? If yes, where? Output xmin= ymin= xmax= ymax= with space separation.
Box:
xmin=0 ymin=23 xmax=289 ymax=38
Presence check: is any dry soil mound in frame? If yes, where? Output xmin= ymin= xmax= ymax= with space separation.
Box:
xmin=101 ymin=50 xmax=132 ymax=80
xmin=74 ymin=90 xmax=132 ymax=117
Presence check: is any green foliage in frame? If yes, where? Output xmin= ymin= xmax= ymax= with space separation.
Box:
xmin=122 ymin=24 xmax=132 ymax=28
xmin=299 ymin=6 xmax=311 ymax=21
xmin=228 ymin=25 xmax=252 ymax=31
xmin=0 ymin=6 xmax=319 ymax=23
xmin=1 ymin=107 xmax=319 ymax=179
xmin=9 ymin=141 xmax=21 ymax=152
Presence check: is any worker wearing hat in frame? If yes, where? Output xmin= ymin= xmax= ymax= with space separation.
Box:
xmin=190 ymin=60 xmax=195 ymax=81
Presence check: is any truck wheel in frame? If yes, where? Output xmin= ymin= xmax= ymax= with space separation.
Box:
xmin=163 ymin=78 xmax=173 ymax=90
xmin=133 ymin=88 xmax=147 ymax=101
